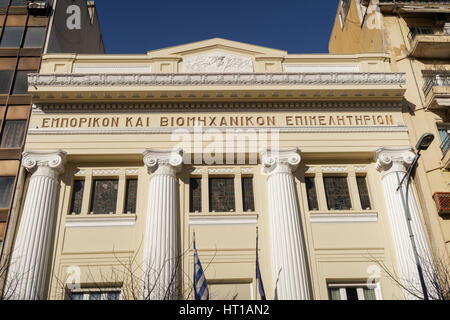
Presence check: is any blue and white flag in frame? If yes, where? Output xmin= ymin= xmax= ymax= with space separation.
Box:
xmin=193 ymin=234 xmax=209 ymax=300
xmin=256 ymin=228 xmax=266 ymax=300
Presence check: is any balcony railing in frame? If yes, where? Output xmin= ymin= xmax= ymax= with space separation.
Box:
xmin=407 ymin=26 xmax=449 ymax=43
xmin=379 ymin=1 xmax=450 ymax=3
xmin=423 ymin=74 xmax=450 ymax=96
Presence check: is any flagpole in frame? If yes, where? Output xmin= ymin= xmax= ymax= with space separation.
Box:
xmin=256 ymin=227 xmax=267 ymax=300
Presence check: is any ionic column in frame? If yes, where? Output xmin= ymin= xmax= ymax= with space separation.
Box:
xmin=375 ymin=147 xmax=434 ymax=300
xmin=260 ymin=148 xmax=311 ymax=300
xmin=6 ymin=150 xmax=66 ymax=300
xmin=142 ymin=148 xmax=183 ymax=300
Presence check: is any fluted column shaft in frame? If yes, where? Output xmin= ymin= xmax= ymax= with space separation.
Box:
xmin=260 ymin=148 xmax=311 ymax=300
xmin=142 ymin=149 xmax=183 ymax=300
xmin=376 ymin=147 xmax=434 ymax=300
xmin=5 ymin=150 xmax=66 ymax=300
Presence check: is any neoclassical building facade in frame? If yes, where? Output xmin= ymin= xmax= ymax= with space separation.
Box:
xmin=1 ymin=39 xmax=436 ymax=300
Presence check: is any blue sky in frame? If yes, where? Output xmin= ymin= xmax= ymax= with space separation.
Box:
xmin=94 ymin=0 xmax=339 ymax=54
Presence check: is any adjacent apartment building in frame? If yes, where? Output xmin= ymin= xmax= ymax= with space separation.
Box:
xmin=0 ymin=0 xmax=103 ymax=256
xmin=1 ymin=37 xmax=440 ymax=300
xmin=330 ymin=0 xmax=450 ymax=263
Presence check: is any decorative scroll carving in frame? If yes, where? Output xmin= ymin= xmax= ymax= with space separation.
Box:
xmin=183 ymin=51 xmax=254 ymax=73
xmin=375 ymin=147 xmax=416 ymax=176
xmin=28 ymin=72 xmax=406 ymax=87
xmin=22 ymin=150 xmax=67 ymax=179
xmin=143 ymin=148 xmax=183 ymax=176
xmin=260 ymin=148 xmax=301 ymax=176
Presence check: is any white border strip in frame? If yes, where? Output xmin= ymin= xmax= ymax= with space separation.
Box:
xmin=309 ymin=213 xmax=378 ymax=224
xmin=189 ymin=215 xmax=258 ymax=226
xmin=28 ymin=125 xmax=408 ymax=135
xmin=66 ymin=216 xmax=137 ymax=228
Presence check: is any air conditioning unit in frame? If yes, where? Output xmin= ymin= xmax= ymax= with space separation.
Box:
xmin=28 ymin=1 xmax=50 ymax=16
xmin=433 ymin=192 xmax=450 ymax=216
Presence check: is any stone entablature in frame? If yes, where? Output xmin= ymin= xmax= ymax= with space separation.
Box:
xmin=29 ymin=72 xmax=405 ymax=87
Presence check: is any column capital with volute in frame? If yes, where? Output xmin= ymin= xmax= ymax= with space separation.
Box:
xmin=143 ymin=148 xmax=183 ymax=177
xmin=260 ymin=148 xmax=302 ymax=176
xmin=22 ymin=150 xmax=67 ymax=179
xmin=375 ymin=147 xmax=416 ymax=177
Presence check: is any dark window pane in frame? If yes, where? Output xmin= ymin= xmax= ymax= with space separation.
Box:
xmin=0 ymin=27 xmax=24 ymax=48
xmin=23 ymin=27 xmax=46 ymax=48
xmin=342 ymin=0 xmax=350 ymax=15
xmin=328 ymin=288 xmax=341 ymax=300
xmin=10 ymin=0 xmax=28 ymax=6
xmin=124 ymin=179 xmax=137 ymax=214
xmin=90 ymin=179 xmax=118 ymax=214
xmin=12 ymin=71 xmax=31 ymax=95
xmin=89 ymin=292 xmax=102 ymax=300
xmin=107 ymin=292 xmax=121 ymax=300
xmin=305 ymin=177 xmax=319 ymax=211
xmin=363 ymin=288 xmax=376 ymax=300
xmin=0 ymin=176 xmax=15 ymax=208
xmin=70 ymin=292 xmax=84 ymax=300
xmin=356 ymin=176 xmax=372 ymax=210
xmin=0 ymin=0 xmax=9 ymax=8
xmin=69 ymin=180 xmax=84 ymax=215
xmin=0 ymin=71 xmax=13 ymax=94
xmin=241 ymin=177 xmax=255 ymax=212
xmin=189 ymin=178 xmax=201 ymax=213
xmin=323 ymin=176 xmax=352 ymax=210
xmin=209 ymin=178 xmax=235 ymax=212
xmin=0 ymin=120 xmax=27 ymax=148
xmin=346 ymin=287 xmax=358 ymax=300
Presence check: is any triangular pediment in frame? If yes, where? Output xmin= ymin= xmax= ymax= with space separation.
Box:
xmin=148 ymin=38 xmax=287 ymax=57
xmin=147 ymin=38 xmax=287 ymax=73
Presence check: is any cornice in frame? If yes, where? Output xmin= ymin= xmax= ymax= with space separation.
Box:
xmin=32 ymin=101 xmax=403 ymax=114
xmin=28 ymin=72 xmax=406 ymax=87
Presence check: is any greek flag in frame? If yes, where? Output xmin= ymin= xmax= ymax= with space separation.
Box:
xmin=193 ymin=234 xmax=209 ymax=300
xmin=256 ymin=228 xmax=266 ymax=300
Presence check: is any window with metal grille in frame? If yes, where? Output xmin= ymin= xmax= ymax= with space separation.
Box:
xmin=69 ymin=180 xmax=84 ymax=215
xmin=356 ymin=176 xmax=371 ymax=210
xmin=68 ymin=290 xmax=121 ymax=300
xmin=0 ymin=120 xmax=27 ymax=148
xmin=323 ymin=176 xmax=352 ymax=210
xmin=189 ymin=178 xmax=201 ymax=213
xmin=305 ymin=177 xmax=319 ymax=211
xmin=209 ymin=178 xmax=235 ymax=212
xmin=0 ymin=176 xmax=15 ymax=209
xmin=241 ymin=177 xmax=255 ymax=212
xmin=90 ymin=179 xmax=118 ymax=214
xmin=124 ymin=179 xmax=137 ymax=214
xmin=328 ymin=284 xmax=377 ymax=300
